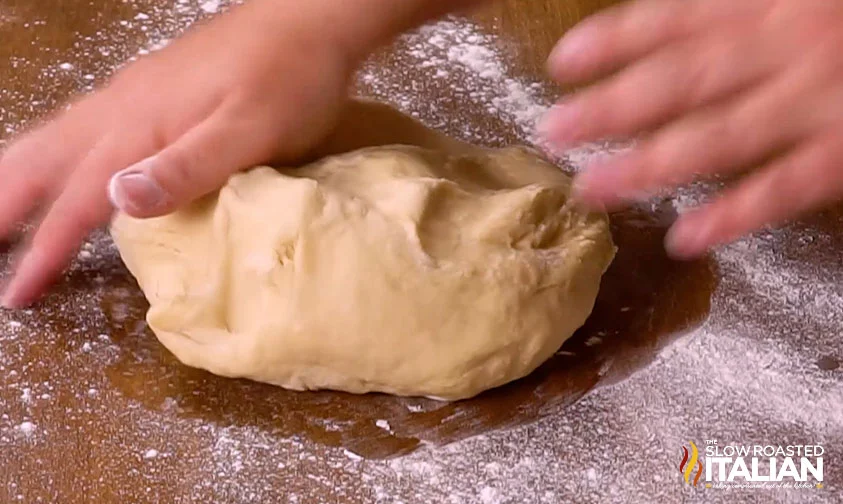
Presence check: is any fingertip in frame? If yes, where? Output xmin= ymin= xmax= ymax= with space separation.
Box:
xmin=547 ymin=32 xmax=590 ymax=81
xmin=108 ymin=157 xmax=174 ymax=218
xmin=1 ymin=213 xmax=92 ymax=309
xmin=571 ymin=173 xmax=629 ymax=211
xmin=538 ymin=103 xmax=585 ymax=149
xmin=0 ymin=290 xmax=17 ymax=310
xmin=664 ymin=213 xmax=710 ymax=260
xmin=571 ymin=169 xmax=605 ymax=207
xmin=0 ymin=248 xmax=45 ymax=310
xmin=547 ymin=22 xmax=605 ymax=83
xmin=0 ymin=289 xmax=28 ymax=310
xmin=571 ymin=154 xmax=651 ymax=210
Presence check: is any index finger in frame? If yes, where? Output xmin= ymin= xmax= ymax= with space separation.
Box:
xmin=547 ymin=0 xmax=772 ymax=83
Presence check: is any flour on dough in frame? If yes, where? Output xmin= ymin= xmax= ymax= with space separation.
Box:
xmin=111 ymin=101 xmax=615 ymax=400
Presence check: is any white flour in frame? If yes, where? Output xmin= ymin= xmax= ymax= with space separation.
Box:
xmin=361 ymin=20 xmax=546 ymax=144
xmin=359 ymin=18 xmax=626 ymax=173
xmin=1 ymin=5 xmax=841 ymax=504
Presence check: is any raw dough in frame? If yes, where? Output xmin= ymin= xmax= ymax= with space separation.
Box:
xmin=111 ymin=101 xmax=616 ymax=400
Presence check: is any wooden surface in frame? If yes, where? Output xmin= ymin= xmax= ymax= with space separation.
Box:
xmin=1 ymin=1 xmax=841 ymax=503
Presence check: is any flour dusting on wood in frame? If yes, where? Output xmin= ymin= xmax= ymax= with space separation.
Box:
xmin=1 ymin=3 xmax=842 ymax=503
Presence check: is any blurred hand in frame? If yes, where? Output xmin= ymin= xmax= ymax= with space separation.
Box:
xmin=0 ymin=0 xmax=352 ymax=308
xmin=541 ymin=0 xmax=843 ymax=258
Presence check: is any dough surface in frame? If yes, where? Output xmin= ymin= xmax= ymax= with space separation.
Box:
xmin=111 ymin=101 xmax=615 ymax=400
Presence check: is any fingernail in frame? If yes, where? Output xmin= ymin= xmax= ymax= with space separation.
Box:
xmin=665 ymin=215 xmax=709 ymax=259
xmin=538 ymin=104 xmax=583 ymax=147
xmin=548 ymin=27 xmax=594 ymax=75
xmin=108 ymin=157 xmax=171 ymax=215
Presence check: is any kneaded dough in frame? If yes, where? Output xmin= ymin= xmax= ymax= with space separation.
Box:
xmin=111 ymin=101 xmax=616 ymax=400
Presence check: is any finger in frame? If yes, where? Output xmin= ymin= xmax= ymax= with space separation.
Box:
xmin=572 ymin=69 xmax=819 ymax=209
xmin=0 ymin=145 xmax=51 ymax=240
xmin=0 ymin=175 xmax=113 ymax=309
xmin=108 ymin=113 xmax=272 ymax=218
xmin=0 ymin=118 xmax=94 ymax=239
xmin=0 ymin=135 xmax=131 ymax=308
xmin=540 ymin=33 xmax=778 ymax=148
xmin=548 ymin=0 xmax=772 ymax=83
xmin=665 ymin=131 xmax=843 ymax=259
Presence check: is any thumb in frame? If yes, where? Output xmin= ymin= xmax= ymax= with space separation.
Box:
xmin=108 ymin=120 xmax=263 ymax=218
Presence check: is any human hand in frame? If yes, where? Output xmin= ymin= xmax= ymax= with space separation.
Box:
xmin=0 ymin=0 xmax=354 ymax=308
xmin=541 ymin=0 xmax=843 ymax=259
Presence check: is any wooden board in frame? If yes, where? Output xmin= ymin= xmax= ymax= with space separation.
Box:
xmin=1 ymin=1 xmax=841 ymax=502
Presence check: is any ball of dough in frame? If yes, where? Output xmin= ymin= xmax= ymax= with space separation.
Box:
xmin=111 ymin=145 xmax=615 ymax=400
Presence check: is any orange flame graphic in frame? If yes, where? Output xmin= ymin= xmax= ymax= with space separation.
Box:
xmin=679 ymin=441 xmax=704 ymax=486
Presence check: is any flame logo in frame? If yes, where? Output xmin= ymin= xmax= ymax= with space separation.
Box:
xmin=679 ymin=441 xmax=704 ymax=486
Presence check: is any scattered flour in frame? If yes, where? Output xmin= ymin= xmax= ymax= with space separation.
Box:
xmin=199 ymin=0 xmax=222 ymax=15
xmin=359 ymin=18 xmax=622 ymax=172
xmin=360 ymin=19 xmax=547 ymax=145
xmin=343 ymin=449 xmax=364 ymax=461
xmin=15 ymin=422 xmax=36 ymax=438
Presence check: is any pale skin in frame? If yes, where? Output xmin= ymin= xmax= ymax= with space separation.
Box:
xmin=1 ymin=0 xmax=842 ymax=308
